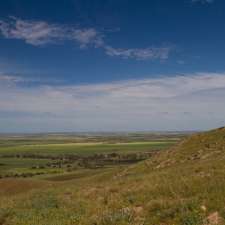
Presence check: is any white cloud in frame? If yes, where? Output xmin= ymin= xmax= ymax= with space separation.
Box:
xmin=0 ymin=73 xmax=225 ymax=132
xmin=72 ymin=28 xmax=104 ymax=48
xmin=0 ymin=17 xmax=173 ymax=61
xmin=0 ymin=17 xmax=64 ymax=46
xmin=0 ymin=17 xmax=102 ymax=47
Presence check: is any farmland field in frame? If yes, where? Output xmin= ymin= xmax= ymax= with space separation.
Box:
xmin=0 ymin=132 xmax=183 ymax=179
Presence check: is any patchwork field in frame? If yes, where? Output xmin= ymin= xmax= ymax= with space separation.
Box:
xmin=0 ymin=132 xmax=180 ymax=179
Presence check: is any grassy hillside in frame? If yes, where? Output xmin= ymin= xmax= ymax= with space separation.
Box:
xmin=0 ymin=128 xmax=225 ymax=225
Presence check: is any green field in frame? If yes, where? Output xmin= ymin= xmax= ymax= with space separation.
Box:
xmin=0 ymin=133 xmax=179 ymax=179
xmin=0 ymin=141 xmax=174 ymax=156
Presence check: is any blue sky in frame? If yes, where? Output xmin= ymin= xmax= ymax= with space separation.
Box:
xmin=0 ymin=0 xmax=225 ymax=132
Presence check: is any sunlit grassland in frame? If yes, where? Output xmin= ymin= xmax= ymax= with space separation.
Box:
xmin=3 ymin=130 xmax=225 ymax=224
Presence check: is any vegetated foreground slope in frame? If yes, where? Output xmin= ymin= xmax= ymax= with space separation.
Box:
xmin=0 ymin=128 xmax=225 ymax=225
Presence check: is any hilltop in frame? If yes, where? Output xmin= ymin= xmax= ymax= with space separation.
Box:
xmin=0 ymin=127 xmax=225 ymax=225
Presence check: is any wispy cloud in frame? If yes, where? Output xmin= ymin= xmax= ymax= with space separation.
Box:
xmin=72 ymin=28 xmax=104 ymax=48
xmin=0 ymin=17 xmax=173 ymax=61
xmin=0 ymin=73 xmax=64 ymax=86
xmin=0 ymin=17 xmax=102 ymax=47
xmin=104 ymin=46 xmax=172 ymax=60
xmin=192 ymin=0 xmax=214 ymax=4
xmin=0 ymin=74 xmax=24 ymax=82
xmin=0 ymin=73 xmax=225 ymax=132
xmin=0 ymin=17 xmax=65 ymax=46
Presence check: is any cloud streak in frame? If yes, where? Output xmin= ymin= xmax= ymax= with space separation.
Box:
xmin=0 ymin=74 xmax=24 ymax=83
xmin=104 ymin=46 xmax=172 ymax=60
xmin=0 ymin=17 xmax=173 ymax=61
xmin=192 ymin=0 xmax=214 ymax=4
xmin=0 ymin=73 xmax=225 ymax=132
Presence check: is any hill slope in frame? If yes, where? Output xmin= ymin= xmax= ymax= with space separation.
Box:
xmin=0 ymin=128 xmax=225 ymax=225
xmin=143 ymin=126 xmax=225 ymax=170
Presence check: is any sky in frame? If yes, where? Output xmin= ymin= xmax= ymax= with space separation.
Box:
xmin=0 ymin=0 xmax=225 ymax=133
